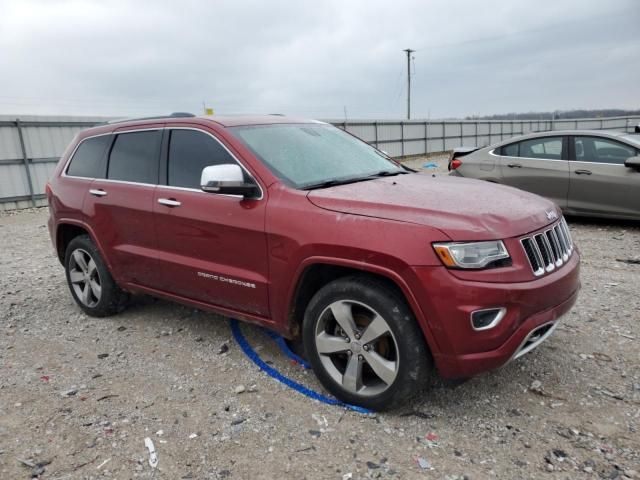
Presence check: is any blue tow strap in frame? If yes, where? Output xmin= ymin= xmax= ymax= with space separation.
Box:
xmin=230 ymin=319 xmax=373 ymax=415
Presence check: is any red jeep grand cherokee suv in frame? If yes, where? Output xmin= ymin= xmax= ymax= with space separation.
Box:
xmin=47 ymin=114 xmax=580 ymax=410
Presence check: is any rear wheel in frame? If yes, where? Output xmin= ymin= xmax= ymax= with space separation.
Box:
xmin=64 ymin=235 xmax=128 ymax=317
xmin=302 ymin=276 xmax=432 ymax=410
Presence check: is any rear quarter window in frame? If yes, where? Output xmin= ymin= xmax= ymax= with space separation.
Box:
xmin=66 ymin=135 xmax=111 ymax=178
xmin=501 ymin=142 xmax=519 ymax=157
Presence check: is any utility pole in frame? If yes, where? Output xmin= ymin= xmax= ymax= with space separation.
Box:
xmin=403 ymin=48 xmax=414 ymax=120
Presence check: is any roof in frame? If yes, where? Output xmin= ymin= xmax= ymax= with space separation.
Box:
xmin=494 ymin=129 xmax=631 ymax=146
xmin=74 ymin=114 xmax=325 ymax=139
xmin=202 ymin=115 xmax=323 ymax=127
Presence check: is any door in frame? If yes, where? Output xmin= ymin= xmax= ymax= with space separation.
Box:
xmin=568 ymin=135 xmax=640 ymax=219
xmin=152 ymin=127 xmax=270 ymax=316
xmin=83 ymin=128 xmax=163 ymax=286
xmin=499 ymin=136 xmax=569 ymax=208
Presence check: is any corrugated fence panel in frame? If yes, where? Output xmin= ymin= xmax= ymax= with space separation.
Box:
xmin=30 ymin=162 xmax=58 ymax=194
xmin=404 ymin=140 xmax=424 ymax=156
xmin=22 ymin=125 xmax=78 ymax=159
xmin=344 ymin=124 xmax=375 ymax=143
xmin=404 ymin=123 xmax=424 ymax=140
xmin=0 ymin=164 xmax=32 ymax=197
xmin=576 ymin=120 xmax=601 ymax=130
xmin=604 ymin=118 xmax=630 ymax=130
xmin=0 ymin=125 xmax=22 ymax=160
xmin=377 ymin=123 xmax=401 ymax=142
xmin=381 ymin=141 xmax=403 ymax=157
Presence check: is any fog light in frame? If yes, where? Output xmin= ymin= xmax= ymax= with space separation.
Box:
xmin=471 ymin=308 xmax=506 ymax=331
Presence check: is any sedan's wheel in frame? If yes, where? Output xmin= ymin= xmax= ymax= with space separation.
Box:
xmin=64 ymin=235 xmax=129 ymax=317
xmin=303 ymin=276 xmax=432 ymax=411
xmin=69 ymin=248 xmax=102 ymax=308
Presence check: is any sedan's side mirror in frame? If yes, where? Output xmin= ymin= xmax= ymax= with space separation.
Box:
xmin=624 ymin=155 xmax=640 ymax=170
xmin=200 ymin=164 xmax=260 ymax=198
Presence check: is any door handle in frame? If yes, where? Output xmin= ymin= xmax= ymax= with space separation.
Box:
xmin=507 ymin=163 xmax=522 ymax=168
xmin=574 ymin=169 xmax=592 ymax=175
xmin=158 ymin=198 xmax=181 ymax=207
xmin=89 ymin=189 xmax=107 ymax=197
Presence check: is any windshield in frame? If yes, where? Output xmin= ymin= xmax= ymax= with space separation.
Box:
xmin=622 ymin=135 xmax=640 ymax=149
xmin=230 ymin=123 xmax=405 ymax=189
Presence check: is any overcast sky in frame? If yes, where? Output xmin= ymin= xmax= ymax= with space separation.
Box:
xmin=0 ymin=0 xmax=638 ymax=119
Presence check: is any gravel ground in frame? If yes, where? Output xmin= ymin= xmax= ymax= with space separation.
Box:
xmin=1 ymin=164 xmax=639 ymax=479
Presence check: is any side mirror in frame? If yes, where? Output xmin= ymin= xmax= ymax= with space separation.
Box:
xmin=200 ymin=164 xmax=260 ymax=198
xmin=624 ymin=155 xmax=640 ymax=170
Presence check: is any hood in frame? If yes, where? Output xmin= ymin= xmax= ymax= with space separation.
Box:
xmin=307 ymin=173 xmax=560 ymax=241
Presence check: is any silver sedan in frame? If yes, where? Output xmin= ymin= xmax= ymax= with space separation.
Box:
xmin=449 ymin=130 xmax=640 ymax=220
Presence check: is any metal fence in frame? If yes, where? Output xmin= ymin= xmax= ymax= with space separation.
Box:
xmin=1 ymin=114 xmax=639 ymax=210
xmin=331 ymin=115 xmax=640 ymax=158
xmin=0 ymin=115 xmax=110 ymax=210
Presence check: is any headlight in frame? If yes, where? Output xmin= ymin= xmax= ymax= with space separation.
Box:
xmin=433 ymin=240 xmax=510 ymax=269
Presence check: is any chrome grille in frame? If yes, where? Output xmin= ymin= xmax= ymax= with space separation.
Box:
xmin=521 ymin=218 xmax=573 ymax=276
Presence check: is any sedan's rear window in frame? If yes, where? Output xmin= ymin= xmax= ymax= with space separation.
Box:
xmin=501 ymin=143 xmax=519 ymax=157
xmin=519 ymin=137 xmax=563 ymax=160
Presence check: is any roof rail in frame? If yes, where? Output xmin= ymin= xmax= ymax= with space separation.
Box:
xmin=107 ymin=112 xmax=196 ymax=125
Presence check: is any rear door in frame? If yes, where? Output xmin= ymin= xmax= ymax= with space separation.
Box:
xmin=84 ymin=126 xmax=163 ymax=287
xmin=499 ymin=136 xmax=569 ymax=208
xmin=152 ymin=126 xmax=270 ymax=316
xmin=568 ymin=135 xmax=640 ymax=219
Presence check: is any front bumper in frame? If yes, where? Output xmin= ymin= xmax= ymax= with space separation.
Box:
xmin=409 ymin=251 xmax=580 ymax=378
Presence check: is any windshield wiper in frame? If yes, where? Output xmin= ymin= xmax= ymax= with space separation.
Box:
xmin=369 ymin=169 xmax=408 ymax=177
xmin=302 ymin=170 xmax=410 ymax=190
xmin=302 ymin=178 xmax=365 ymax=190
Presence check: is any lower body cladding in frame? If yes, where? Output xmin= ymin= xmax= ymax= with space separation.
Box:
xmin=410 ymin=252 xmax=580 ymax=378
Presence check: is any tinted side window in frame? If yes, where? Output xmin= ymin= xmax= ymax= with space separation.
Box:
xmin=518 ymin=137 xmax=563 ymax=160
xmin=502 ymin=142 xmax=519 ymax=157
xmin=574 ymin=136 xmax=637 ymax=165
xmin=107 ymin=131 xmax=161 ymax=184
xmin=66 ymin=135 xmax=111 ymax=178
xmin=168 ymin=129 xmax=238 ymax=188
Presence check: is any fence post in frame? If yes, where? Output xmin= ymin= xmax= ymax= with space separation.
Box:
xmin=16 ymin=118 xmax=37 ymax=207
xmin=374 ymin=121 xmax=378 ymax=149
xmin=475 ymin=121 xmax=478 ymax=147
xmin=442 ymin=121 xmax=445 ymax=152
xmin=400 ymin=121 xmax=404 ymax=157
xmin=424 ymin=121 xmax=428 ymax=155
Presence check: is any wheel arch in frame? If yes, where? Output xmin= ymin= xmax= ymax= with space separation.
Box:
xmin=285 ymin=257 xmax=440 ymax=356
xmin=55 ymin=220 xmax=111 ymax=270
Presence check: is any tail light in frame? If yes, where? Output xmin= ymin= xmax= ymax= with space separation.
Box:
xmin=450 ymin=158 xmax=462 ymax=170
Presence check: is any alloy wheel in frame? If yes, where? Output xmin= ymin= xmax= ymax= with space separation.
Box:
xmin=68 ymin=248 xmax=102 ymax=308
xmin=314 ymin=300 xmax=399 ymax=396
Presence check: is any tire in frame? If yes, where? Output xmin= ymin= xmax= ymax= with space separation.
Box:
xmin=64 ymin=235 xmax=129 ymax=317
xmin=302 ymin=276 xmax=433 ymax=411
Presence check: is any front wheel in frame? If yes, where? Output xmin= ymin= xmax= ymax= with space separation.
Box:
xmin=302 ymin=276 xmax=432 ymax=411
